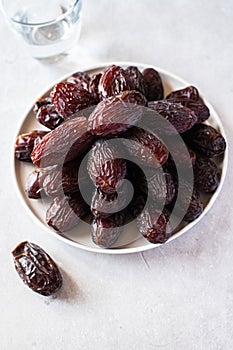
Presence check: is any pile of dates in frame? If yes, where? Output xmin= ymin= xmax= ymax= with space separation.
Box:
xmin=15 ymin=64 xmax=226 ymax=248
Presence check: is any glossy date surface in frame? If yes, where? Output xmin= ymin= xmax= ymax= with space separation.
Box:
xmin=98 ymin=65 xmax=134 ymax=99
xmin=87 ymin=90 xmax=147 ymax=137
xmin=183 ymin=123 xmax=226 ymax=158
xmin=148 ymin=100 xmax=197 ymax=134
xmin=87 ymin=139 xmax=127 ymax=194
xmin=12 ymin=241 xmax=62 ymax=296
xmin=194 ymin=157 xmax=220 ymax=193
xmin=136 ymin=207 xmax=172 ymax=244
xmin=15 ymin=130 xmax=48 ymax=162
xmin=36 ymin=104 xmax=64 ymax=130
xmin=46 ymin=194 xmax=90 ymax=233
xmin=91 ymin=211 xmax=126 ymax=248
xmin=142 ymin=68 xmax=164 ymax=101
xmin=51 ymin=82 xmax=96 ymax=119
xmin=122 ymin=126 xmax=169 ymax=168
xmin=31 ymin=117 xmax=93 ymax=167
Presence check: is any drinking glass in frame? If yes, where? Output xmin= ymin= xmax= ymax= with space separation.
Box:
xmin=1 ymin=0 xmax=82 ymax=61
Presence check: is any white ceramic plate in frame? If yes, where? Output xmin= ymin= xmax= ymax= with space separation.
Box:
xmin=12 ymin=62 xmax=228 ymax=254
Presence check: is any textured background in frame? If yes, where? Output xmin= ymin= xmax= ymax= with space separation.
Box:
xmin=0 ymin=0 xmax=233 ymax=349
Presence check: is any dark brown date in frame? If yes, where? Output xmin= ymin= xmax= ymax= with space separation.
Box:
xmin=166 ymin=86 xmax=200 ymax=101
xmin=166 ymin=98 xmax=210 ymax=123
xmin=91 ymin=211 xmax=126 ymax=248
xmin=148 ymin=101 xmax=197 ymax=134
xmin=88 ymin=90 xmax=146 ymax=136
xmin=122 ymin=126 xmax=169 ymax=168
xmin=136 ymin=207 xmax=172 ymax=244
xmin=12 ymin=241 xmax=62 ymax=296
xmin=130 ymin=165 xmax=175 ymax=205
xmin=26 ymin=160 xmax=91 ymax=199
xmin=166 ymin=86 xmax=210 ymax=123
xmin=98 ymin=65 xmax=134 ymax=99
xmin=194 ymin=157 xmax=220 ymax=193
xmin=25 ymin=167 xmax=61 ymax=199
xmin=164 ymin=147 xmax=196 ymax=183
xmin=51 ymin=82 xmax=96 ymax=119
xmin=31 ymin=117 xmax=93 ymax=167
xmin=182 ymin=123 xmax=226 ymax=158
xmin=119 ymin=90 xmax=147 ymax=105
xmin=183 ymin=187 xmax=203 ymax=222
xmin=25 ymin=169 xmax=44 ymax=199
xmin=174 ymin=142 xmax=196 ymax=166
xmin=171 ymin=182 xmax=203 ymax=222
xmin=125 ymin=66 xmax=146 ymax=95
xmin=147 ymin=168 xmax=176 ymax=205
xmin=67 ymin=71 xmax=90 ymax=90
xmin=142 ymin=68 xmax=164 ymax=101
xmin=91 ymin=181 xmax=130 ymax=218
xmin=89 ymin=73 xmax=102 ymax=102
xmin=15 ymin=130 xmax=48 ymax=162
xmin=91 ymin=190 xmax=116 ymax=218
xmin=36 ymin=104 xmax=64 ymax=130
xmin=87 ymin=139 xmax=127 ymax=194
xmin=166 ymin=140 xmax=196 ymax=172
xmin=42 ymin=160 xmax=82 ymax=197
xmin=46 ymin=194 xmax=90 ymax=232
xmin=33 ymin=97 xmax=51 ymax=115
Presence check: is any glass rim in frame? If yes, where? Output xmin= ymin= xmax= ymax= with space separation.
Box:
xmin=0 ymin=0 xmax=81 ymax=27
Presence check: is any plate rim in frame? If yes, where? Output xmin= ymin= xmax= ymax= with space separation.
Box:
xmin=12 ymin=61 xmax=228 ymax=254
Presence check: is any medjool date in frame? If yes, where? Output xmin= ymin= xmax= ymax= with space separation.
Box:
xmin=12 ymin=241 xmax=62 ymax=296
xmin=91 ymin=181 xmax=131 ymax=218
xmin=165 ymin=140 xmax=196 ymax=173
xmin=36 ymin=104 xmax=64 ymax=130
xmin=91 ymin=190 xmax=117 ymax=218
xmin=147 ymin=168 xmax=176 ymax=205
xmin=91 ymin=211 xmax=126 ymax=248
xmin=46 ymin=194 xmax=90 ymax=232
xmin=31 ymin=117 xmax=93 ymax=167
xmin=166 ymin=86 xmax=210 ymax=123
xmin=142 ymin=68 xmax=164 ymax=101
xmin=98 ymin=65 xmax=134 ymax=99
xmin=42 ymin=161 xmax=83 ymax=197
xmin=122 ymin=126 xmax=169 ymax=168
xmin=125 ymin=66 xmax=146 ymax=95
xmin=148 ymin=101 xmax=197 ymax=133
xmin=51 ymin=82 xmax=96 ymax=119
xmin=183 ymin=187 xmax=203 ymax=222
xmin=15 ymin=130 xmax=48 ymax=162
xmin=136 ymin=207 xmax=172 ymax=244
xmin=89 ymin=73 xmax=102 ymax=102
xmin=131 ymin=165 xmax=175 ymax=205
xmin=25 ymin=169 xmax=44 ymax=199
xmin=87 ymin=90 xmax=146 ymax=137
xmin=67 ymin=71 xmax=90 ymax=90
xmin=171 ymin=182 xmax=203 ymax=222
xmin=194 ymin=157 xmax=220 ymax=193
xmin=119 ymin=90 xmax=147 ymax=105
xmin=87 ymin=139 xmax=127 ymax=194
xmin=182 ymin=123 xmax=226 ymax=158
xmin=167 ymin=98 xmax=210 ymax=123
xmin=33 ymin=97 xmax=51 ymax=115
xmin=166 ymin=86 xmax=200 ymax=101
